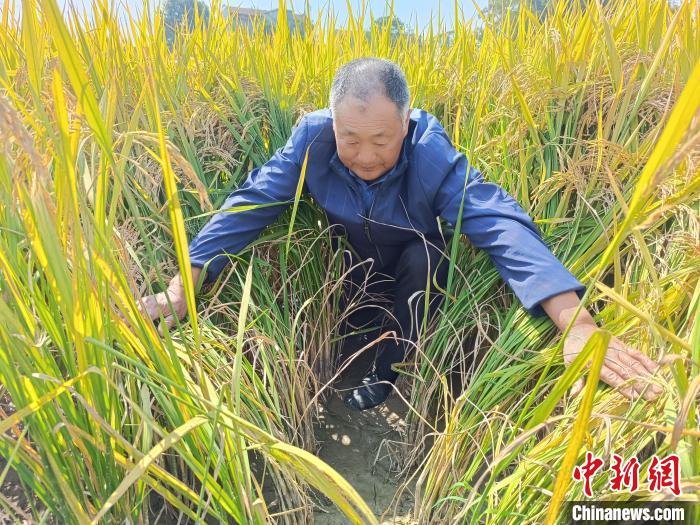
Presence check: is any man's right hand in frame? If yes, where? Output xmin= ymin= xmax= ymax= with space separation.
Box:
xmin=136 ymin=286 xmax=188 ymax=336
xmin=136 ymin=268 xmax=202 ymax=336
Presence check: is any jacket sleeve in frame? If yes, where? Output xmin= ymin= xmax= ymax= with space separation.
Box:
xmin=188 ymin=115 xmax=309 ymax=284
xmin=427 ymin=130 xmax=585 ymax=318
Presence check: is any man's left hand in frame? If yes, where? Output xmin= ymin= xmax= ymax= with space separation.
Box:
xmin=563 ymin=323 xmax=672 ymax=402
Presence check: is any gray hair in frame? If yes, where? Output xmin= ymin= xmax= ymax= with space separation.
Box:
xmin=329 ymin=57 xmax=410 ymax=120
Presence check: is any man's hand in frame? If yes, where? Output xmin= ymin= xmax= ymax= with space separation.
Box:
xmin=137 ymin=285 xmax=188 ymax=336
xmin=563 ymin=323 xmax=668 ymax=402
xmin=136 ymin=269 xmax=201 ymax=336
xmin=540 ymin=290 xmax=677 ymax=403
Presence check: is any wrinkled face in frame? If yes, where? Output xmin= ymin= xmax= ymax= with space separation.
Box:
xmin=332 ymin=93 xmax=410 ymax=181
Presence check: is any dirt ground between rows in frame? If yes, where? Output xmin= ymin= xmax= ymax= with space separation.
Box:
xmin=312 ymin=329 xmax=417 ymax=525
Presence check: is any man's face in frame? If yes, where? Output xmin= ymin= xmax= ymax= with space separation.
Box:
xmin=332 ymin=93 xmax=410 ymax=182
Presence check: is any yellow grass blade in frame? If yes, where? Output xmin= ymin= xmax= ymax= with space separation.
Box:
xmin=285 ymin=144 xmax=310 ymax=256
xmin=20 ymin=0 xmax=43 ymax=97
xmin=39 ymin=0 xmax=113 ymax=161
xmin=0 ymin=368 xmax=100 ymax=435
xmin=545 ymin=330 xmax=610 ymax=525
xmin=267 ymin=441 xmax=379 ymax=524
xmin=91 ymin=415 xmax=209 ymax=524
xmin=142 ymin=63 xmax=201 ymax=350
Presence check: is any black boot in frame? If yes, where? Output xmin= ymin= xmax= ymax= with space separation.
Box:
xmin=343 ymin=369 xmax=398 ymax=411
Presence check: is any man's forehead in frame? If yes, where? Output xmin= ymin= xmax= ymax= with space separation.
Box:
xmin=340 ymin=127 xmax=387 ymax=137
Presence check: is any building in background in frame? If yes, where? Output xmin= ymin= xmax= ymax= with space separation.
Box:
xmin=225 ymin=5 xmax=308 ymax=34
xmin=163 ymin=1 xmax=308 ymax=47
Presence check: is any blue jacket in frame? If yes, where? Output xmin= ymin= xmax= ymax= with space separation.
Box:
xmin=188 ymin=108 xmax=585 ymax=317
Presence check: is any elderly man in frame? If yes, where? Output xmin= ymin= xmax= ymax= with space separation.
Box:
xmin=139 ymin=57 xmax=666 ymax=411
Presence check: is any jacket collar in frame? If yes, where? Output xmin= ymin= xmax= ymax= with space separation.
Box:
xmin=330 ymin=135 xmax=410 ymax=185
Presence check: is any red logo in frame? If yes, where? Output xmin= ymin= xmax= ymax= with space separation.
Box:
xmin=573 ymin=451 xmax=605 ymax=497
xmin=648 ymin=454 xmax=681 ymax=496
xmin=573 ymin=452 xmax=682 ymax=497
xmin=609 ymin=453 xmax=641 ymax=492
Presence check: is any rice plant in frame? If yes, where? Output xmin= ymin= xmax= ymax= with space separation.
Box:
xmin=0 ymin=0 xmax=697 ymax=523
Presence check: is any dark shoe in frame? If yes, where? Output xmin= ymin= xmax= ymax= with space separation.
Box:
xmin=343 ymin=372 xmax=395 ymax=411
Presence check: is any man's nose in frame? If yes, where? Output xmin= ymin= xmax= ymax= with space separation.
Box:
xmin=356 ymin=149 xmax=375 ymax=164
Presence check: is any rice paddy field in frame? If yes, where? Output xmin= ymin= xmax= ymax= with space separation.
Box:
xmin=0 ymin=0 xmax=698 ymax=523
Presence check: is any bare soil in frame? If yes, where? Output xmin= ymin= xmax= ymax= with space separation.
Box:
xmin=312 ymin=329 xmax=417 ymax=525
